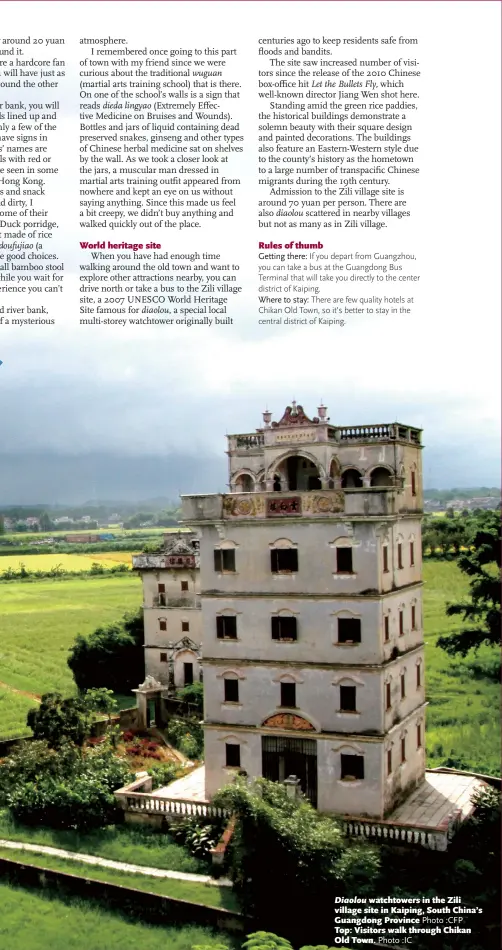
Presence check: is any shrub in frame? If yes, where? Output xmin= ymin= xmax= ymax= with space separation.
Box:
xmin=0 ymin=740 xmax=80 ymax=805
xmin=167 ymin=717 xmax=204 ymax=759
xmin=177 ymin=681 xmax=204 ymax=713
xmin=147 ymin=761 xmax=180 ymax=788
xmin=172 ymin=817 xmax=222 ymax=860
xmin=212 ymin=778 xmax=380 ymax=943
xmin=1 ymin=740 xmax=133 ymax=831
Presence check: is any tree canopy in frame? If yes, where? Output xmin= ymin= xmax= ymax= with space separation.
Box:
xmin=68 ymin=608 xmax=144 ymax=693
xmin=438 ymin=510 xmax=501 ymax=656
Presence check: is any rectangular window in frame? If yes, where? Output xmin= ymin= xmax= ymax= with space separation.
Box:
xmin=410 ymin=541 xmax=415 ymax=566
xmin=271 ymin=615 xmax=297 ymax=641
xmin=399 ymin=610 xmax=404 ymax=636
xmin=158 ymin=583 xmax=165 ymax=593
xmin=400 ymin=673 xmax=406 ymax=699
xmin=184 ymin=663 xmax=194 ymax=686
xmin=225 ymin=743 xmax=240 ymax=768
xmin=387 ymin=749 xmax=392 ymax=776
xmin=224 ymin=678 xmax=239 ymax=703
xmin=386 ymin=682 xmax=391 ymax=710
xmin=382 ymin=545 xmax=389 ymax=573
xmin=159 ymin=619 xmax=167 ymax=631
xmin=280 ymin=682 xmax=296 ymax=708
xmin=384 ymin=614 xmax=390 ymax=642
xmin=340 ymin=685 xmax=357 ymax=712
xmin=336 ymin=547 xmax=353 ymax=573
xmin=337 ymin=618 xmax=361 ymax=644
xmin=271 ymin=548 xmax=298 ymax=573
xmin=397 ymin=543 xmax=403 ymax=569
xmin=417 ymin=724 xmax=422 ymax=748
xmin=216 ymin=615 xmax=237 ymax=640
xmin=416 ymin=664 xmax=421 ymax=689
xmin=401 ymin=737 xmax=406 ymax=763
xmin=160 ymin=652 xmax=167 ymax=663
xmin=411 ymin=470 xmax=416 ymax=496
xmin=181 ymin=580 xmax=189 ymax=592
xmin=182 ymin=620 xmax=189 ymax=633
xmin=214 ymin=548 xmax=236 ymax=572
xmin=157 ymin=583 xmax=166 ymax=606
xmin=411 ymin=605 xmax=416 ymax=630
xmin=341 ymin=754 xmax=364 ymax=781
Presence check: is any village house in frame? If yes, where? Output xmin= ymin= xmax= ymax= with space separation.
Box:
xmin=132 ymin=532 xmax=202 ymax=727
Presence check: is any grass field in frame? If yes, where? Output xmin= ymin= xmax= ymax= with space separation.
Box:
xmin=0 ymin=574 xmax=142 ymax=736
xmin=0 ymin=561 xmax=499 ymax=774
xmin=2 ymin=527 xmax=178 ymax=542
xmin=0 ymin=551 xmax=136 ymax=573
xmin=422 ymin=560 xmax=500 ymax=775
xmin=0 ymin=810 xmax=207 ymax=876
xmin=0 ymin=881 xmax=238 ymax=950
xmin=0 ymin=845 xmax=238 ymax=909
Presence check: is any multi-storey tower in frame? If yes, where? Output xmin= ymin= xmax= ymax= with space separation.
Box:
xmin=132 ymin=532 xmax=202 ymax=725
xmin=181 ymin=403 xmax=425 ymax=819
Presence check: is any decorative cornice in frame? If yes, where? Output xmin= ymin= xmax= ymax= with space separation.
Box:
xmin=201 ymin=644 xmax=425 ymax=671
xmin=200 ymin=581 xmax=423 ymax=600
xmin=272 ymin=403 xmax=318 ymax=428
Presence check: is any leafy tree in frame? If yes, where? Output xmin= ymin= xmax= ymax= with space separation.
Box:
xmin=27 ymin=692 xmax=93 ymax=748
xmin=39 ymin=511 xmax=53 ymax=531
xmin=212 ymin=778 xmax=379 ymax=944
xmin=192 ymin=933 xmax=350 ymax=950
xmin=85 ymin=687 xmax=118 ymax=717
xmin=0 ymin=515 xmax=4 ymax=535
xmin=68 ymin=608 xmax=145 ymax=693
xmin=438 ymin=510 xmax=501 ymax=656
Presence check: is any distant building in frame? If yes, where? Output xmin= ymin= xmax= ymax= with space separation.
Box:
xmin=132 ymin=532 xmax=202 ymax=727
xmin=65 ymin=533 xmax=102 ymax=543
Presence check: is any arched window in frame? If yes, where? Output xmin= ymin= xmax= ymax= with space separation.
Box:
xmin=341 ymin=468 xmax=363 ymax=488
xmin=222 ymin=672 xmax=240 ymax=704
xmin=234 ymin=472 xmax=255 ymax=493
xmin=214 ymin=539 xmax=238 ymax=573
xmin=216 ymin=609 xmax=238 ymax=640
xmin=270 ymin=538 xmax=298 ymax=573
xmin=271 ymin=608 xmax=298 ymax=641
xmin=273 ymin=453 xmax=323 ymax=491
xmin=370 ymin=467 xmax=393 ymax=487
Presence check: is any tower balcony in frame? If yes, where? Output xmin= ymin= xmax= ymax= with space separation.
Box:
xmin=227 ymin=423 xmax=422 ymax=455
xmin=133 ymin=554 xmax=199 ymax=571
xmin=181 ymin=487 xmax=416 ymax=523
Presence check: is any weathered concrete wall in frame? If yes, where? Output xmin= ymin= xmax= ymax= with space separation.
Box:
xmin=199 ymin=589 xmax=423 ymax=666
xmin=203 ymin=649 xmax=424 ymax=738
xmin=204 ymin=724 xmax=424 ymax=819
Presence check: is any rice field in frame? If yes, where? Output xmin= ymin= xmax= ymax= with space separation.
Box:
xmin=0 ymin=551 xmax=136 ymax=573
xmin=0 ymin=561 xmax=499 ymax=775
xmin=0 ymin=574 xmax=142 ymax=737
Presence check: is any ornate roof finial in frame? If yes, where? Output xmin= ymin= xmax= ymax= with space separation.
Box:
xmin=291 ymin=399 xmax=298 ymax=414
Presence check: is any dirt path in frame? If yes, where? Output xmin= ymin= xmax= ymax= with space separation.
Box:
xmin=0 ymin=680 xmax=40 ymax=702
xmin=0 ymin=837 xmax=232 ymax=886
